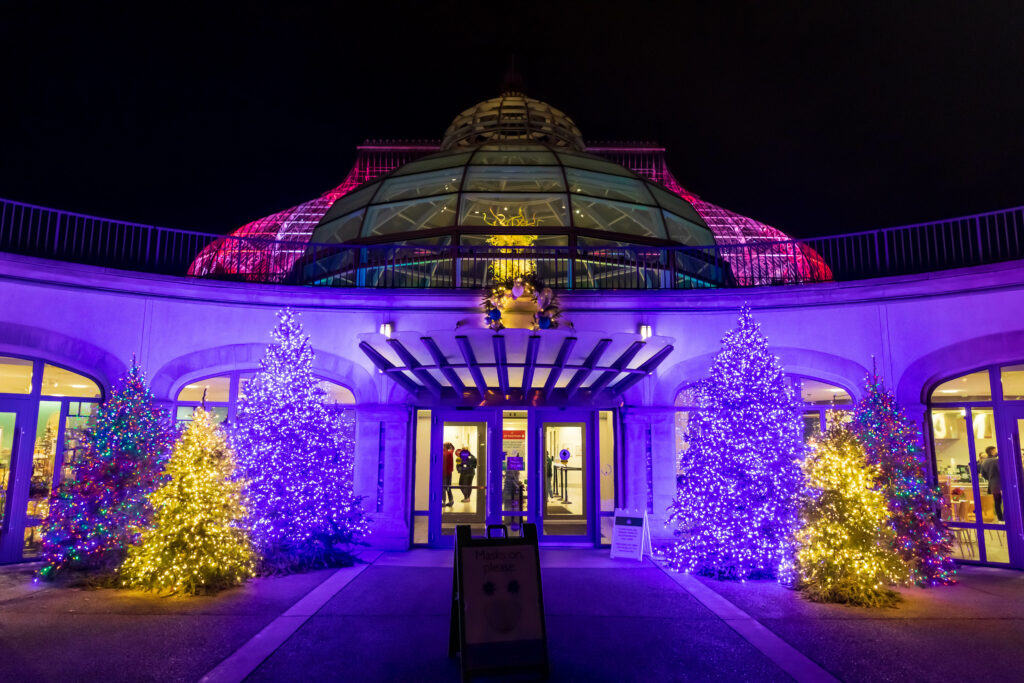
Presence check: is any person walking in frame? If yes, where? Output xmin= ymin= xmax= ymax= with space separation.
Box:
xmin=457 ymin=448 xmax=478 ymax=502
xmin=979 ymin=446 xmax=1002 ymax=522
xmin=441 ymin=442 xmax=455 ymax=508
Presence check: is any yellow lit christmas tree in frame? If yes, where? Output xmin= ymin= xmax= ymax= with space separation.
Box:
xmin=121 ymin=408 xmax=254 ymax=595
xmin=796 ymin=417 xmax=907 ymax=607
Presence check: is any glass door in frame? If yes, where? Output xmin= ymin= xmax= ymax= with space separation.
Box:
xmin=0 ymin=400 xmax=31 ymax=563
xmin=430 ymin=410 xmax=498 ymax=545
xmin=1004 ymin=406 xmax=1024 ymax=568
xmin=536 ymin=410 xmax=594 ymax=543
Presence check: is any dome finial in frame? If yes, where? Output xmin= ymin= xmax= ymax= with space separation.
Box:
xmin=501 ymin=54 xmax=525 ymax=95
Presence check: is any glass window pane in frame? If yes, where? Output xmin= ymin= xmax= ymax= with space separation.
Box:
xmin=664 ymin=210 xmax=714 ymax=246
xmin=319 ymin=380 xmax=355 ymax=404
xmin=311 ymin=209 xmax=365 ymax=244
xmin=1 ymin=410 xmax=19 ymax=525
xmin=501 ymin=411 xmax=529 ymax=533
xmin=362 ymin=195 xmax=457 ymax=237
xmin=797 ymin=377 xmax=853 ymax=405
xmin=557 ymin=151 xmax=634 ymax=177
xmin=802 ymin=412 xmax=823 ymax=444
xmin=1000 ymin=364 xmax=1024 ymax=400
xmin=543 ymin=422 xmax=587 ymax=536
xmin=460 ymin=194 xmax=569 ymax=227
xmin=41 ymin=365 xmax=101 ymax=398
xmin=319 ymin=183 xmax=380 ymax=224
xmin=464 ymin=166 xmax=564 ymax=192
xmin=0 ymin=356 xmax=34 ymax=394
xmin=982 ymin=528 xmax=1009 ymax=563
xmin=177 ymin=375 xmax=231 ymax=402
xmin=648 ymin=185 xmax=706 ymax=225
xmin=442 ymin=422 xmax=487 ymax=537
xmin=392 ymin=151 xmax=472 ymax=176
xmin=237 ymin=372 xmax=256 ymax=400
xmin=973 ymin=408 xmax=1003 ymax=527
xmin=61 ymin=401 xmax=97 ymax=482
xmin=932 ymin=408 xmax=972 ymax=524
xmin=572 ymin=196 xmax=666 ymax=239
xmin=566 ymin=168 xmax=656 ymax=205
xmin=24 ymin=400 xmax=62 ymax=556
xmin=373 ymin=168 xmax=464 ymax=203
xmin=599 ymin=410 xmax=616 ymax=518
xmin=931 ymin=370 xmax=992 ymax=402
xmin=471 ymin=147 xmax=558 ymax=165
xmin=414 ymin=410 xmax=431 ymax=514
xmin=948 ymin=526 xmax=979 ymax=561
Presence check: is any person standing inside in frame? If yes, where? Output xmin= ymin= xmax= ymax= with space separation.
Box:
xmin=979 ymin=446 xmax=1002 ymax=522
xmin=457 ymin=448 xmax=478 ymax=502
xmin=442 ymin=442 xmax=455 ymax=508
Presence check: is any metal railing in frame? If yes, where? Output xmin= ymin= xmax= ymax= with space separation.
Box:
xmin=1 ymin=196 xmax=1022 ymax=289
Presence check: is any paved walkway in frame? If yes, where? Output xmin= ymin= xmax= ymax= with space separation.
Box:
xmin=1 ymin=551 xmax=1022 ymax=681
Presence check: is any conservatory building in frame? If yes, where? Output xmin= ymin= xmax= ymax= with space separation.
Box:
xmin=1 ymin=89 xmax=1023 ymax=569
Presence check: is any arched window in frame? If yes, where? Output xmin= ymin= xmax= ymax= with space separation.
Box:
xmin=174 ymin=370 xmax=356 ymax=425
xmin=926 ymin=363 xmax=1024 ymax=567
xmin=0 ymin=355 xmax=103 ymax=563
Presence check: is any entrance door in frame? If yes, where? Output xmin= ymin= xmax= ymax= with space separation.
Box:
xmin=0 ymin=400 xmax=32 ymax=563
xmin=536 ymin=410 xmax=594 ymax=543
xmin=430 ymin=410 xmax=498 ymax=545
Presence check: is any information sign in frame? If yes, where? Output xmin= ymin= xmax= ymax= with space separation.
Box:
xmin=610 ymin=508 xmax=652 ymax=561
xmin=449 ymin=523 xmax=548 ymax=681
xmin=506 ymin=455 xmax=524 ymax=471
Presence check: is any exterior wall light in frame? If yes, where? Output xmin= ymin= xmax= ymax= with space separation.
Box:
xmin=379 ymin=323 xmax=392 ymax=338
xmin=639 ymin=324 xmax=652 ymax=340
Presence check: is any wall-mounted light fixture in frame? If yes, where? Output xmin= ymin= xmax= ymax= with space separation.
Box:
xmin=379 ymin=323 xmax=392 ymax=338
xmin=639 ymin=324 xmax=652 ymax=340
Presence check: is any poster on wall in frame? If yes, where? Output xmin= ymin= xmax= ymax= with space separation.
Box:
xmin=502 ymin=429 xmax=526 ymax=462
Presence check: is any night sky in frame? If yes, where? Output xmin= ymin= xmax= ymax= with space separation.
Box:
xmin=2 ymin=2 xmax=1022 ymax=239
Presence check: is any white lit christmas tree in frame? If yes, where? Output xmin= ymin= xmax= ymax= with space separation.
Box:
xmin=233 ymin=309 xmax=368 ymax=572
xmin=121 ymin=407 xmax=254 ymax=595
xmin=667 ymin=307 xmax=806 ymax=581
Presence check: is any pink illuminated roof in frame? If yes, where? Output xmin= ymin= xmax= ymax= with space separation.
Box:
xmin=188 ymin=140 xmax=830 ymax=284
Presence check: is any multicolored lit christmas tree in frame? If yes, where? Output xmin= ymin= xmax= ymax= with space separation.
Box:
xmin=38 ymin=361 xmax=172 ymax=579
xmin=667 ymin=307 xmax=806 ymax=581
xmin=122 ymin=407 xmax=254 ymax=594
xmin=233 ymin=309 xmax=368 ymax=572
xmin=851 ymin=369 xmax=957 ymax=586
xmin=797 ymin=417 xmax=907 ymax=606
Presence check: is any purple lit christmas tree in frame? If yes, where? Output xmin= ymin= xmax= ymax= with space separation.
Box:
xmin=851 ymin=370 xmax=957 ymax=586
xmin=233 ymin=309 xmax=368 ymax=572
xmin=667 ymin=307 xmax=805 ymax=581
xmin=38 ymin=361 xmax=172 ymax=579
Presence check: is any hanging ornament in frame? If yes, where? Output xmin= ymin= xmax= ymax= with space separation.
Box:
xmin=511 ymin=280 xmax=526 ymax=299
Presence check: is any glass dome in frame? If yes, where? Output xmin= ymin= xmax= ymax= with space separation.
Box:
xmin=308 ymin=143 xmax=713 ymax=249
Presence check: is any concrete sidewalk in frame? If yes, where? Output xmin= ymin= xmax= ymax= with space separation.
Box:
xmin=0 ymin=551 xmax=1022 ymax=682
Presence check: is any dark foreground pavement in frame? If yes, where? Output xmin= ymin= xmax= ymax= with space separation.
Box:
xmin=0 ymin=550 xmax=1022 ymax=682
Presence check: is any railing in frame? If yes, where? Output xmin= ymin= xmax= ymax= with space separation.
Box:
xmin=1 ymin=196 xmax=1022 ymax=289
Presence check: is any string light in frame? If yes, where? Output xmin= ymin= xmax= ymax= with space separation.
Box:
xmin=796 ymin=417 xmax=907 ymax=606
xmin=851 ymin=369 xmax=957 ymax=586
xmin=233 ymin=309 xmax=368 ymax=572
xmin=38 ymin=361 xmax=172 ymax=579
xmin=121 ymin=407 xmax=254 ymax=594
xmin=667 ymin=306 xmax=805 ymax=582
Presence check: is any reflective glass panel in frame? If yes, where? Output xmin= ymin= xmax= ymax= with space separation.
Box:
xmin=0 ymin=410 xmax=18 ymax=525
xmin=464 ymin=166 xmax=564 ymax=192
xmin=460 ymin=194 xmax=569 ymax=227
xmin=392 ymin=151 xmax=472 ymax=176
xmin=983 ymin=529 xmax=1009 ymax=563
xmin=24 ymin=400 xmax=61 ymax=556
xmin=319 ymin=380 xmax=355 ymax=405
xmin=931 ymin=409 xmax=972 ymax=523
xmin=1000 ymin=364 xmax=1024 ymax=400
xmin=362 ymin=195 xmax=457 ymax=237
xmin=566 ymin=168 xmax=656 ymax=205
xmin=441 ymin=421 xmax=487 ymax=537
xmin=572 ymin=196 xmax=667 ymax=239
xmin=543 ymin=422 xmax=587 ymax=536
xmin=931 ymin=370 xmax=992 ymax=402
xmin=61 ymin=401 xmax=96 ymax=482
xmin=312 ymin=209 xmax=365 ymax=244
xmin=41 ymin=365 xmax=101 ymax=398
xmin=471 ymin=148 xmax=558 ymax=165
xmin=972 ymin=409 xmax=1003 ymax=530
xmin=797 ymin=377 xmax=853 ymax=405
xmin=318 ymin=183 xmax=380 ymax=224
xmin=414 ymin=411 xmax=431 ymax=516
xmin=0 ymin=356 xmax=33 ymax=394
xmin=598 ymin=411 xmax=616 ymax=545
xmin=177 ymin=375 xmax=231 ymax=402
xmin=501 ymin=411 xmax=528 ymax=535
xmin=802 ymin=411 xmax=823 ymax=444
xmin=948 ymin=527 xmax=980 ymax=561
xmin=664 ymin=210 xmax=714 ymax=246
xmin=557 ymin=151 xmax=634 ymax=177
xmin=372 ymin=168 xmax=464 ymax=203
xmin=648 ymin=185 xmax=705 ymax=225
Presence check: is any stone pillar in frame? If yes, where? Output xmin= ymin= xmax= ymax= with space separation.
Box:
xmin=355 ymin=404 xmax=412 ymax=550
xmin=619 ymin=407 xmax=677 ymax=544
